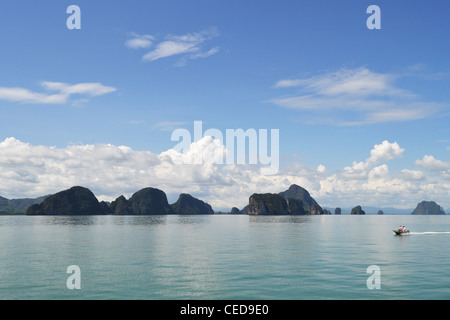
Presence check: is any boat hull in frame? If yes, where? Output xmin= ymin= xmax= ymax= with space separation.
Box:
xmin=393 ymin=230 xmax=410 ymax=235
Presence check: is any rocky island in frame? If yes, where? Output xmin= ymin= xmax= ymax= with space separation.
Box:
xmin=411 ymin=201 xmax=446 ymax=215
xmin=247 ymin=184 xmax=324 ymax=215
xmin=248 ymin=193 xmax=290 ymax=215
xmin=350 ymin=205 xmax=366 ymax=215
xmin=110 ymin=187 xmax=175 ymax=215
xmin=27 ymin=186 xmax=107 ymax=215
xmin=279 ymin=184 xmax=323 ymax=215
xmin=171 ymin=193 xmax=214 ymax=215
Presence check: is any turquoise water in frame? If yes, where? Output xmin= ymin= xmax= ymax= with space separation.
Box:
xmin=1 ymin=215 xmax=450 ymax=300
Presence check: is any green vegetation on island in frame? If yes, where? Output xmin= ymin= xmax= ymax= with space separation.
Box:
xmin=127 ymin=187 xmax=174 ymax=215
xmin=247 ymin=184 xmax=324 ymax=215
xmin=27 ymin=186 xmax=106 ymax=215
xmin=171 ymin=193 xmax=214 ymax=215
xmin=248 ymin=193 xmax=289 ymax=215
xmin=279 ymin=184 xmax=323 ymax=214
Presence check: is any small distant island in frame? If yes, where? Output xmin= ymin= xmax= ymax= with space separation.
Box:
xmin=0 ymin=195 xmax=48 ymax=215
xmin=350 ymin=205 xmax=366 ymax=215
xmin=0 ymin=184 xmax=447 ymax=216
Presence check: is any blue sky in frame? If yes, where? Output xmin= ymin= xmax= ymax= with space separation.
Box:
xmin=1 ymin=0 xmax=449 ymax=210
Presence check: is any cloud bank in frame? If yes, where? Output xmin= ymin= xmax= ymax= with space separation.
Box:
xmin=1 ymin=137 xmax=449 ymax=210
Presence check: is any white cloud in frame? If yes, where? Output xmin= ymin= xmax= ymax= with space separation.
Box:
xmin=1 ymin=137 xmax=449 ymax=210
xmin=414 ymin=155 xmax=450 ymax=171
xmin=340 ymin=140 xmax=404 ymax=178
xmin=0 ymin=81 xmax=116 ymax=105
xmin=189 ymin=47 xmax=220 ymax=59
xmin=368 ymin=140 xmax=405 ymax=164
xmin=363 ymin=106 xmax=437 ymax=124
xmin=396 ymin=169 xmax=425 ymax=181
xmin=143 ymin=40 xmax=198 ymax=61
xmin=41 ymin=81 xmax=116 ymax=97
xmin=0 ymin=87 xmax=66 ymax=104
xmin=270 ymin=67 xmax=447 ymax=125
xmin=125 ymin=33 xmax=154 ymax=49
xmin=276 ymin=67 xmax=408 ymax=97
xmin=126 ymin=28 xmax=219 ymax=65
xmin=317 ymin=164 xmax=326 ymax=173
xmin=317 ymin=141 xmax=433 ymax=208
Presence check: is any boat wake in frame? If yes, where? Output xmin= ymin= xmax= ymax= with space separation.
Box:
xmin=410 ymin=231 xmax=450 ymax=235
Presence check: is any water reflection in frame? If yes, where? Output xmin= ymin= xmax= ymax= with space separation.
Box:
xmin=175 ymin=215 xmax=212 ymax=224
xmin=33 ymin=215 xmax=169 ymax=226
xmin=109 ymin=215 xmax=167 ymax=225
xmin=249 ymin=215 xmax=312 ymax=224
xmin=38 ymin=215 xmax=99 ymax=225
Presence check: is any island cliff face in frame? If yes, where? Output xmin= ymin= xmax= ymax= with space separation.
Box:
xmin=248 ymin=193 xmax=289 ymax=215
xmin=110 ymin=195 xmax=132 ymax=215
xmin=285 ymin=198 xmax=306 ymax=215
xmin=412 ymin=201 xmax=445 ymax=215
xmin=248 ymin=185 xmax=323 ymax=215
xmin=26 ymin=186 xmax=106 ymax=215
xmin=110 ymin=187 xmax=174 ymax=215
xmin=171 ymin=193 xmax=214 ymax=214
xmin=279 ymin=184 xmax=323 ymax=214
xmin=110 ymin=188 xmax=215 ymax=215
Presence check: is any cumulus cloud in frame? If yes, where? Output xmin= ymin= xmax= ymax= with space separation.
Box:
xmin=396 ymin=169 xmax=425 ymax=181
xmin=126 ymin=28 xmax=219 ymax=65
xmin=414 ymin=155 xmax=450 ymax=182
xmin=415 ymin=155 xmax=450 ymax=171
xmin=317 ymin=141 xmax=444 ymax=208
xmin=0 ymin=81 xmax=116 ymax=105
xmin=270 ymin=67 xmax=446 ymax=125
xmin=339 ymin=140 xmax=404 ymax=179
xmin=0 ymin=137 xmax=449 ymax=210
xmin=368 ymin=140 xmax=405 ymax=164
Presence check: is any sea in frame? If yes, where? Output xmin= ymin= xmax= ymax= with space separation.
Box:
xmin=1 ymin=214 xmax=450 ymax=300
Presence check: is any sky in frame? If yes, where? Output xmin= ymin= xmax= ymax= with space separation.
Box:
xmin=0 ymin=0 xmax=450 ymax=211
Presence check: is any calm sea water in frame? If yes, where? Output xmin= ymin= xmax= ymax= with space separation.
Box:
xmin=1 ymin=214 xmax=450 ymax=300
